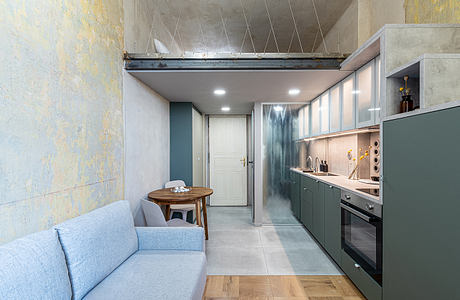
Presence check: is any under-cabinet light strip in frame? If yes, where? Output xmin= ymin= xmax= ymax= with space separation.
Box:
xmin=301 ymin=128 xmax=379 ymax=142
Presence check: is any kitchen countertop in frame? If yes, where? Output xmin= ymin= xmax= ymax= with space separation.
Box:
xmin=290 ymin=168 xmax=382 ymax=204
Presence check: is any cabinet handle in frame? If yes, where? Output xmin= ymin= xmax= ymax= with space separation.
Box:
xmin=303 ymin=188 xmax=307 ymax=191
xmin=329 ymin=185 xmax=333 ymax=189
xmin=315 ymin=180 xmax=319 ymax=183
xmin=354 ymin=263 xmax=361 ymax=269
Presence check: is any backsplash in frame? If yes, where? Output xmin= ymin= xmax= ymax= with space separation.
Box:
xmin=299 ymin=132 xmax=379 ymax=178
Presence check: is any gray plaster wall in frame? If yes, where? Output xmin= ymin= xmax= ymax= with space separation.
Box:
xmin=123 ymin=72 xmax=170 ymax=225
xmin=123 ymin=0 xmax=171 ymax=225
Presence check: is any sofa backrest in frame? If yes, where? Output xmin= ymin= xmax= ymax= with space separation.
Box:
xmin=54 ymin=201 xmax=138 ymax=300
xmin=0 ymin=229 xmax=72 ymax=300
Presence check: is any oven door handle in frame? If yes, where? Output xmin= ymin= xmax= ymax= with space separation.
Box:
xmin=341 ymin=203 xmax=371 ymax=222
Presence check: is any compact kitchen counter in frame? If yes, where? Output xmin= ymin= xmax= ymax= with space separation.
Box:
xmin=291 ymin=168 xmax=381 ymax=204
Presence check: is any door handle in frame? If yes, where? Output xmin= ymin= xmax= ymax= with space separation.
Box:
xmin=240 ymin=157 xmax=246 ymax=167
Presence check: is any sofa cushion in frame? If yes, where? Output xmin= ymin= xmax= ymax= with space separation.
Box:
xmin=83 ymin=250 xmax=207 ymax=300
xmin=0 ymin=229 xmax=72 ymax=300
xmin=54 ymin=201 xmax=138 ymax=300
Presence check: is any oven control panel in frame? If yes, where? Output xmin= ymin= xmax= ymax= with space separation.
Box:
xmin=341 ymin=190 xmax=382 ymax=218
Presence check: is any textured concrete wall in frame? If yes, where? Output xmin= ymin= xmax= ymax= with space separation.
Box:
xmin=315 ymin=0 xmax=358 ymax=53
xmin=123 ymin=72 xmax=170 ymax=226
xmin=123 ymin=0 xmax=181 ymax=53
xmin=0 ymin=1 xmax=125 ymax=244
xmin=405 ymin=0 xmax=460 ymax=23
xmin=318 ymin=0 xmax=460 ymax=54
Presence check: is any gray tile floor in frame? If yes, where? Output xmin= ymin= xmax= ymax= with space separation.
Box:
xmin=205 ymin=206 xmax=342 ymax=275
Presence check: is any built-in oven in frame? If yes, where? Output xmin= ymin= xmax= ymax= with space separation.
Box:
xmin=341 ymin=190 xmax=382 ymax=285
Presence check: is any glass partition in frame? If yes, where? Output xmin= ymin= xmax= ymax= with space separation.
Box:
xmin=263 ymin=104 xmax=300 ymax=225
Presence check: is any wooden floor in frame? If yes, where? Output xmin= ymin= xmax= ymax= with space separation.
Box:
xmin=203 ymin=275 xmax=366 ymax=300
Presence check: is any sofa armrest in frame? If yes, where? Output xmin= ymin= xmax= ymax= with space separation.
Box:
xmin=135 ymin=227 xmax=205 ymax=252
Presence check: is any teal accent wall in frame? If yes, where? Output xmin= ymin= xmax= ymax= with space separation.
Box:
xmin=170 ymin=102 xmax=193 ymax=186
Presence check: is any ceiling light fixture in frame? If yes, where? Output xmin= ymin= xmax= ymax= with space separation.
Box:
xmin=288 ymin=88 xmax=300 ymax=96
xmin=221 ymin=106 xmax=230 ymax=112
xmin=214 ymin=89 xmax=226 ymax=95
xmin=273 ymin=105 xmax=283 ymax=112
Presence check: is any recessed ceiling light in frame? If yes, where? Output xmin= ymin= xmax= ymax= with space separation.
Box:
xmin=214 ymin=89 xmax=226 ymax=95
xmin=221 ymin=106 xmax=230 ymax=112
xmin=273 ymin=105 xmax=283 ymax=112
xmin=288 ymin=88 xmax=300 ymax=96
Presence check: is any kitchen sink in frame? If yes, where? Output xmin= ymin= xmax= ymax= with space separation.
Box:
xmin=311 ymin=172 xmax=338 ymax=176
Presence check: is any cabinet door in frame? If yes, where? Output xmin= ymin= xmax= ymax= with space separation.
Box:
xmin=374 ymin=56 xmax=381 ymax=124
xmin=324 ymin=184 xmax=341 ymax=264
xmin=329 ymin=84 xmax=341 ymax=132
xmin=383 ymin=107 xmax=460 ymax=300
xmin=290 ymin=172 xmax=300 ymax=219
xmin=356 ymin=61 xmax=374 ymax=128
xmin=312 ymin=181 xmax=325 ymax=245
xmin=303 ymin=105 xmax=310 ymax=138
xmin=298 ymin=107 xmax=304 ymax=138
xmin=300 ymin=176 xmax=313 ymax=230
xmin=341 ymin=74 xmax=356 ymax=130
xmin=320 ymin=92 xmax=329 ymax=134
xmin=311 ymin=98 xmax=320 ymax=136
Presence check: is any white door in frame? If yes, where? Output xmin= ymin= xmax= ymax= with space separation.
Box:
xmin=209 ymin=116 xmax=247 ymax=206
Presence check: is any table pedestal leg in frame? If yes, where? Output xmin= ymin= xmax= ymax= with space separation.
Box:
xmin=165 ymin=204 xmax=171 ymax=221
xmin=195 ymin=201 xmax=202 ymax=227
xmin=201 ymin=197 xmax=208 ymax=240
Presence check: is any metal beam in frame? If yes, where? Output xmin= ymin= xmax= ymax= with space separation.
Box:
xmin=123 ymin=52 xmax=347 ymax=71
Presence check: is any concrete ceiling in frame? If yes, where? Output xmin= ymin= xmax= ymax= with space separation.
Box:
xmin=148 ymin=0 xmax=353 ymax=54
xmin=129 ymin=70 xmax=352 ymax=114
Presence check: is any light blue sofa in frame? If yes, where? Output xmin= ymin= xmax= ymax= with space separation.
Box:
xmin=0 ymin=201 xmax=207 ymax=300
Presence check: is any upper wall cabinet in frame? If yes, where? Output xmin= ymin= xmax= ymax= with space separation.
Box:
xmin=297 ymin=105 xmax=310 ymax=139
xmin=356 ymin=60 xmax=375 ymax=128
xmin=320 ymin=92 xmax=330 ymax=134
xmin=311 ymin=98 xmax=320 ymax=136
xmin=303 ymin=105 xmax=310 ymax=138
xmin=342 ymin=74 xmax=356 ymax=131
xmin=329 ymin=84 xmax=341 ymax=133
xmin=374 ymin=56 xmax=381 ymax=123
xmin=298 ymin=107 xmax=304 ymax=139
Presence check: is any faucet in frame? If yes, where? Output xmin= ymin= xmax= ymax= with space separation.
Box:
xmin=306 ymin=156 xmax=313 ymax=171
xmin=314 ymin=157 xmax=321 ymax=172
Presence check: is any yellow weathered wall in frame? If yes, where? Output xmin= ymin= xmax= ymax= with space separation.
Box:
xmin=0 ymin=0 xmax=125 ymax=244
xmin=405 ymin=0 xmax=460 ymax=23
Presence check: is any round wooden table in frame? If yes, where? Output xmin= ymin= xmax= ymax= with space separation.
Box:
xmin=148 ymin=187 xmax=213 ymax=240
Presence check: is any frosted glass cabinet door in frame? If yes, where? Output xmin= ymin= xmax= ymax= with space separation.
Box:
xmin=342 ymin=75 xmax=355 ymax=130
xmin=374 ymin=56 xmax=381 ymax=123
xmin=311 ymin=98 xmax=320 ymax=136
xmin=320 ymin=92 xmax=329 ymax=134
xmin=330 ymin=85 xmax=341 ymax=132
xmin=304 ymin=105 xmax=310 ymax=137
xmin=356 ymin=61 xmax=374 ymax=127
xmin=298 ymin=107 xmax=304 ymax=138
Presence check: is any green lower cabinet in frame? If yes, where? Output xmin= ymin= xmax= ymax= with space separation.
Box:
xmin=342 ymin=250 xmax=382 ymax=300
xmin=382 ymin=107 xmax=460 ymax=299
xmin=323 ymin=184 xmax=341 ymax=264
xmin=290 ymin=171 xmax=301 ymax=219
xmin=312 ymin=181 xmax=325 ymax=245
xmin=300 ymin=176 xmax=313 ymax=230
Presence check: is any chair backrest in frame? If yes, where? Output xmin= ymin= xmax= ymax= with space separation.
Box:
xmin=141 ymin=199 xmax=168 ymax=227
xmin=165 ymin=180 xmax=186 ymax=188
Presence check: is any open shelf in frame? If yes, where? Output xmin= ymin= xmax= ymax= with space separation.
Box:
xmin=384 ymin=54 xmax=460 ymax=119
